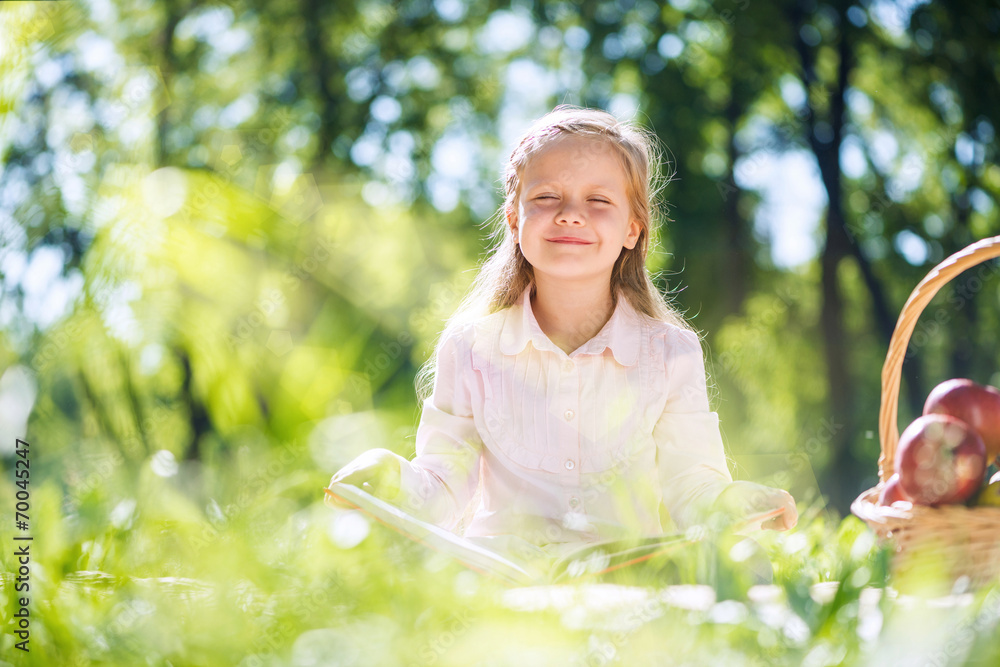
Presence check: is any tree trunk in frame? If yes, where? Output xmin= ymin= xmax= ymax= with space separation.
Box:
xmin=156 ymin=0 xmax=182 ymax=167
xmin=722 ymin=91 xmax=749 ymax=315
xmin=949 ymin=189 xmax=977 ymax=380
xmin=794 ymin=0 xmax=858 ymax=513
xmin=302 ymin=0 xmax=337 ymax=167
xmin=177 ymin=348 xmax=212 ymax=461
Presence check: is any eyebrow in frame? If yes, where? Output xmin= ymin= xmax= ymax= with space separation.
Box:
xmin=523 ymin=181 xmax=622 ymax=193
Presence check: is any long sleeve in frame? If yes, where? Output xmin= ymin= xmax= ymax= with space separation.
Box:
xmin=394 ymin=324 xmax=484 ymax=531
xmin=654 ymin=328 xmax=733 ymax=529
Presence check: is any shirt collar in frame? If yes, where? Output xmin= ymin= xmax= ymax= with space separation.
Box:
xmin=498 ymin=284 xmax=642 ymax=366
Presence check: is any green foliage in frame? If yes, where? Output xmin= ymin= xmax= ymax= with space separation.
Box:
xmin=3 ymin=464 xmax=999 ymax=665
xmin=3 ymin=0 xmax=1000 ymax=661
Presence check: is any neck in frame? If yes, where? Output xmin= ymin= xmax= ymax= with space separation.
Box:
xmin=530 ymin=274 xmax=615 ymax=355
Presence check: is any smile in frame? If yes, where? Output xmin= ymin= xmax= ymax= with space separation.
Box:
xmin=547 ymin=237 xmax=593 ymax=245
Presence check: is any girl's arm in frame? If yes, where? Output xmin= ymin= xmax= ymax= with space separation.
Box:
xmin=653 ymin=327 xmax=798 ymax=531
xmin=329 ymin=325 xmax=484 ymax=531
xmin=653 ymin=328 xmax=734 ymax=529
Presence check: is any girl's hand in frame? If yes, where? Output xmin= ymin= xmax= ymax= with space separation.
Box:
xmin=327 ymin=448 xmax=402 ymax=509
xmin=711 ymin=481 xmax=798 ymax=532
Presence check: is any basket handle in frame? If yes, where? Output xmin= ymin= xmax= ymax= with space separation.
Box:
xmin=879 ymin=235 xmax=1000 ymax=481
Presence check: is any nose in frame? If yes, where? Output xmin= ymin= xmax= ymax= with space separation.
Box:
xmin=557 ymin=198 xmax=585 ymax=225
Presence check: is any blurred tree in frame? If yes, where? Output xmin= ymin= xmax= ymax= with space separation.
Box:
xmin=788 ymin=0 xmax=894 ymax=510
xmin=903 ymin=1 xmax=1000 ymax=381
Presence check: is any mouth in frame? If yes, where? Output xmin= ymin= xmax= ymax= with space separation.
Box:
xmin=547 ymin=237 xmax=593 ymax=245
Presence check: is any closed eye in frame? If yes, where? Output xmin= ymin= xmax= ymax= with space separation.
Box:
xmin=534 ymin=196 xmax=610 ymax=203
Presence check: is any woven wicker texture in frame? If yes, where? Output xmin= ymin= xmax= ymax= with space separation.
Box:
xmin=851 ymin=235 xmax=1000 ymax=588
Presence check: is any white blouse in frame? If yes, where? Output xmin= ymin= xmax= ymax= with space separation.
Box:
xmin=387 ymin=285 xmax=733 ymax=546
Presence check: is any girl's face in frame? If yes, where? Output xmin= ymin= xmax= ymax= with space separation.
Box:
xmin=508 ymin=135 xmax=641 ymax=289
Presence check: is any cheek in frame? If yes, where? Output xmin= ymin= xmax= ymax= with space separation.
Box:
xmin=522 ymin=202 xmax=547 ymax=219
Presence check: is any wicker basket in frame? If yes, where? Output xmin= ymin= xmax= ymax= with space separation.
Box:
xmin=851 ymin=235 xmax=1000 ymax=588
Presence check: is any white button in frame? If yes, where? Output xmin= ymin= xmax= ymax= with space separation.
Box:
xmin=564 ymin=410 xmax=574 ymax=421
xmin=564 ymin=459 xmax=575 ymax=470
xmin=569 ymin=496 xmax=580 ymax=508
xmin=563 ymin=360 xmax=574 ymax=372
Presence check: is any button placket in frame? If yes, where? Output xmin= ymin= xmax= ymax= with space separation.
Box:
xmin=560 ymin=355 xmax=581 ymax=480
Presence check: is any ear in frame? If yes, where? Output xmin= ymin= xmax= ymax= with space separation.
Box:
xmin=623 ymin=218 xmax=641 ymax=250
xmin=505 ymin=205 xmax=519 ymax=238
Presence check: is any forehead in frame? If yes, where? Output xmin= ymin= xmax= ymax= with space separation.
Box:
xmin=521 ymin=135 xmax=627 ymax=189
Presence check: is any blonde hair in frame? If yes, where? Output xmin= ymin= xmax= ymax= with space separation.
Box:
xmin=416 ymin=105 xmax=691 ymax=400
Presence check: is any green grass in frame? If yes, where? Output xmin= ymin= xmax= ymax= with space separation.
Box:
xmin=3 ymin=447 xmax=1000 ymax=666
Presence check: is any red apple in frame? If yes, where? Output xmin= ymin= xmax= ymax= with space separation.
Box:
xmin=895 ymin=414 xmax=987 ymax=506
xmin=924 ymin=378 xmax=1000 ymax=461
xmin=878 ymin=473 xmax=912 ymax=506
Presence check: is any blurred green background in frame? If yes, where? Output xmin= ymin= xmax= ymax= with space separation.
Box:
xmin=1 ymin=0 xmax=1000 ymax=664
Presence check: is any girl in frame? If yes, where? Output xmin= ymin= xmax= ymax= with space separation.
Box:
xmin=328 ymin=106 xmax=797 ymax=551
